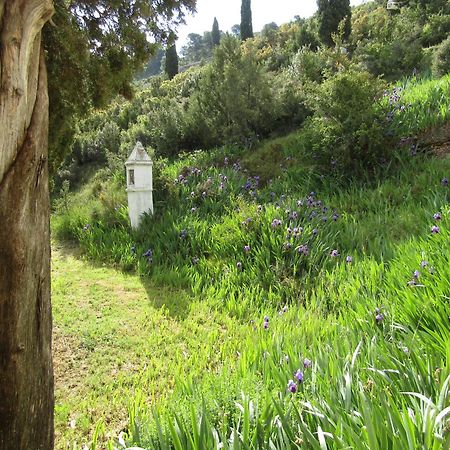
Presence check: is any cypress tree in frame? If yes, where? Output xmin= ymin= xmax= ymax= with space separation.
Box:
xmin=165 ymin=44 xmax=179 ymax=79
xmin=212 ymin=17 xmax=221 ymax=47
xmin=240 ymin=0 xmax=254 ymax=40
xmin=317 ymin=0 xmax=351 ymax=46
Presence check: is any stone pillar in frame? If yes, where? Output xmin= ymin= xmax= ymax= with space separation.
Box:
xmin=125 ymin=142 xmax=153 ymax=229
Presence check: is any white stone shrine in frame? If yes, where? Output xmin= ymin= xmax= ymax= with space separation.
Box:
xmin=387 ymin=0 xmax=400 ymax=10
xmin=125 ymin=142 xmax=153 ymax=229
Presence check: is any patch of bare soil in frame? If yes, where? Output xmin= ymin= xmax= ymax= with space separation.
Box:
xmin=418 ymin=122 xmax=450 ymax=158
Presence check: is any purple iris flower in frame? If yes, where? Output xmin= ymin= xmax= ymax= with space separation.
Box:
xmin=433 ymin=213 xmax=441 ymax=221
xmin=303 ymin=358 xmax=312 ymax=369
xmin=271 ymin=219 xmax=282 ymax=228
xmin=295 ymin=370 xmax=304 ymax=383
xmin=346 ymin=256 xmax=352 ymax=263
xmin=287 ymin=380 xmax=297 ymax=393
xmin=330 ymin=249 xmax=339 ymax=257
xmin=143 ymin=248 xmax=153 ymax=264
xmin=431 ymin=225 xmax=440 ymax=234
xmin=237 ymin=261 xmax=243 ymax=270
xmin=375 ymin=313 xmax=384 ymax=323
xmin=244 ymin=245 xmax=251 ymax=253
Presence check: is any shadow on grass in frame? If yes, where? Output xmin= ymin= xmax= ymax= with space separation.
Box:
xmin=52 ymin=238 xmax=194 ymax=321
xmin=140 ymin=276 xmax=193 ymax=321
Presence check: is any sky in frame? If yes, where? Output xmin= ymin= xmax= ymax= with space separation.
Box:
xmin=177 ymin=0 xmax=368 ymax=46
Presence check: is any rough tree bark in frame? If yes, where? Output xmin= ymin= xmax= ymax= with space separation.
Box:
xmin=0 ymin=1 xmax=54 ymax=449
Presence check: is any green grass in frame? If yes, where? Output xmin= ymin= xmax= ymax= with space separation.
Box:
xmin=52 ymin=74 xmax=450 ymax=449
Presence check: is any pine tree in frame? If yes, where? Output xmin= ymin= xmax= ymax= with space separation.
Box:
xmin=212 ymin=17 xmax=221 ymax=47
xmin=240 ymin=0 xmax=254 ymax=40
xmin=317 ymin=0 xmax=351 ymax=46
xmin=165 ymin=44 xmax=179 ymax=79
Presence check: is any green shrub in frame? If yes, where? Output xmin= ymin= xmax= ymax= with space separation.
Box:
xmin=432 ymin=34 xmax=450 ymax=77
xmin=302 ymin=69 xmax=388 ymax=177
xmin=186 ymin=36 xmax=275 ymax=148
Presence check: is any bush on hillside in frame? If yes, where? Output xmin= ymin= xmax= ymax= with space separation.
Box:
xmin=432 ymin=34 xmax=450 ymax=77
xmin=187 ymin=36 xmax=276 ymax=148
xmin=302 ymin=69 xmax=388 ymax=178
xmin=351 ymin=7 xmax=425 ymax=79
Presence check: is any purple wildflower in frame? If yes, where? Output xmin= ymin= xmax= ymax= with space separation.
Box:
xmin=330 ymin=249 xmax=339 ymax=258
xmin=244 ymin=245 xmax=251 ymax=253
xmin=312 ymin=229 xmax=318 ymax=236
xmin=287 ymin=380 xmax=297 ymax=393
xmin=441 ymin=177 xmax=448 ymax=187
xmin=294 ymin=370 xmax=304 ymax=383
xmin=421 ymin=260 xmax=428 ymax=268
xmin=271 ymin=219 xmax=282 ymax=228
xmin=143 ymin=248 xmax=153 ymax=264
xmin=303 ymin=358 xmax=312 ymax=369
xmin=263 ymin=321 xmax=269 ymax=330
xmin=297 ymin=245 xmax=309 ymax=256
xmin=431 ymin=225 xmax=440 ymax=234
xmin=413 ymin=270 xmax=420 ymax=279
xmin=433 ymin=213 xmax=441 ymax=221
xmin=346 ymin=256 xmax=352 ymax=263
xmin=179 ymin=229 xmax=187 ymax=239
xmin=375 ymin=313 xmax=384 ymax=324
xmin=237 ymin=261 xmax=243 ymax=270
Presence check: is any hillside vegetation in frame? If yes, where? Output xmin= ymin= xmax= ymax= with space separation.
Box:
xmin=51 ymin=0 xmax=450 ymax=448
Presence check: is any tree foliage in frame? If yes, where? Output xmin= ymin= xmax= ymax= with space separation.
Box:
xmin=240 ymin=0 xmax=254 ymax=40
xmin=165 ymin=44 xmax=179 ymax=79
xmin=317 ymin=0 xmax=351 ymax=46
xmin=212 ymin=17 xmax=221 ymax=47
xmin=180 ymin=32 xmax=213 ymax=65
xmin=44 ymin=0 xmax=196 ymax=173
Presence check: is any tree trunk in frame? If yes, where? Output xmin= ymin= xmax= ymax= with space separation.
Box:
xmin=0 ymin=1 xmax=54 ymax=449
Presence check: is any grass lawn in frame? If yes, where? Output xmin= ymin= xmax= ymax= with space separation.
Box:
xmin=52 ymin=243 xmax=253 ymax=448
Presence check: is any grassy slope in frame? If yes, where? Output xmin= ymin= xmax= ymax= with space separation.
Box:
xmin=52 ymin=76 xmax=450 ymax=449
xmin=53 ymin=244 xmax=253 ymax=448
